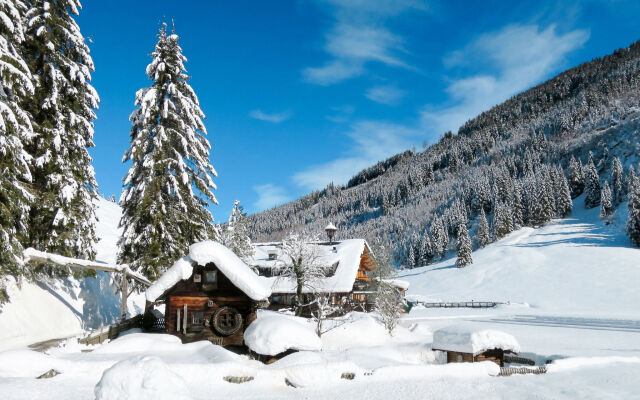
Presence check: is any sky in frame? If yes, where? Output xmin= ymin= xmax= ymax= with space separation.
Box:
xmin=77 ymin=0 xmax=640 ymax=221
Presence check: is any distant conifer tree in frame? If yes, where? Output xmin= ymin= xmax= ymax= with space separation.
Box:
xmin=568 ymin=156 xmax=584 ymax=199
xmin=455 ymin=224 xmax=472 ymax=268
xmin=477 ymin=209 xmax=490 ymax=248
xmin=600 ymin=181 xmax=613 ymax=219
xmin=627 ymin=171 xmax=640 ymax=247
xmin=584 ymin=154 xmax=601 ymax=209
xmin=611 ymin=157 xmax=624 ymax=205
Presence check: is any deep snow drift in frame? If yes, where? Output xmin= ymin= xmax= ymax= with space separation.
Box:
xmin=0 ymin=197 xmax=145 ymax=351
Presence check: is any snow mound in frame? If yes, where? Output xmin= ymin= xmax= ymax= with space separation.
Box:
xmin=322 ymin=313 xmax=389 ymax=350
xmin=244 ymin=313 xmax=321 ymax=356
xmin=432 ymin=324 xmax=520 ymax=355
xmin=93 ymin=333 xmax=183 ymax=354
xmin=146 ymin=241 xmax=271 ymax=302
xmin=94 ymin=355 xmax=192 ymax=400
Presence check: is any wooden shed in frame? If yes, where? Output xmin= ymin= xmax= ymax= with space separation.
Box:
xmin=144 ymin=241 xmax=271 ymax=347
xmin=431 ymin=324 xmax=520 ymax=367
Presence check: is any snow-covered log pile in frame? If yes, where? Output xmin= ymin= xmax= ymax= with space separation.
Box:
xmin=432 ymin=324 xmax=520 ymax=355
xmin=244 ymin=313 xmax=322 ymax=356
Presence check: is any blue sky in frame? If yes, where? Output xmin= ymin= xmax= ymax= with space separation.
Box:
xmin=78 ymin=0 xmax=640 ymax=221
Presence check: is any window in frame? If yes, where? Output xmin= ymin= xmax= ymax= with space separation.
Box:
xmin=204 ymin=271 xmax=217 ymax=283
xmin=190 ymin=312 xmax=204 ymax=333
xmin=202 ymin=269 xmax=218 ymax=290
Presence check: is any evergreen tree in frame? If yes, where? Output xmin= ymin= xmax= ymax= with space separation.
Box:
xmin=611 ymin=157 xmax=624 ymax=205
xmin=455 ymin=224 xmax=472 ymax=268
xmin=221 ymin=200 xmax=253 ymax=263
xmin=556 ymin=166 xmax=573 ymax=218
xmin=419 ymin=231 xmax=432 ymax=265
xmin=512 ymin=183 xmax=524 ymax=229
xmin=584 ymin=153 xmax=601 ymax=209
xmin=568 ymin=156 xmax=584 ymax=198
xmin=407 ymin=245 xmax=416 ymax=269
xmin=118 ymin=24 xmax=218 ymax=280
xmin=22 ymin=0 xmax=99 ymax=261
xmin=627 ymin=171 xmax=640 ymax=247
xmin=0 ymin=0 xmax=33 ymax=300
xmin=493 ymin=200 xmax=513 ymax=238
xmin=600 ymin=181 xmax=613 ymax=219
xmin=477 ymin=209 xmax=490 ymax=248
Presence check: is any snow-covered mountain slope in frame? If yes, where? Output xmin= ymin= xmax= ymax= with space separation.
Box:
xmin=0 ymin=197 xmax=144 ymax=351
xmin=400 ymin=198 xmax=640 ymax=319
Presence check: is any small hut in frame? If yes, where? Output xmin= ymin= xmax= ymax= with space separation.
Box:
xmin=144 ymin=241 xmax=271 ymax=347
xmin=431 ymin=324 xmax=520 ymax=367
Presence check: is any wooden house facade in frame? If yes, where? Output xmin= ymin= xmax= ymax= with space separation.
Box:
xmin=144 ymin=241 xmax=271 ymax=347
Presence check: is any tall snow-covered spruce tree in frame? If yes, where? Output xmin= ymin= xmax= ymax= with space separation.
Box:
xmin=627 ymin=169 xmax=640 ymax=247
xmin=21 ymin=0 xmax=99 ymax=262
xmin=0 ymin=0 xmax=33 ymax=299
xmin=119 ymin=24 xmax=218 ymax=280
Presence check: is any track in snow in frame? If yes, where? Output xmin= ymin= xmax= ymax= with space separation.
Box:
xmin=474 ymin=315 xmax=640 ymax=333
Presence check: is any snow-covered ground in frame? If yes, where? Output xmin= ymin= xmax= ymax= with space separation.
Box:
xmin=1 ymin=197 xmax=639 ymax=399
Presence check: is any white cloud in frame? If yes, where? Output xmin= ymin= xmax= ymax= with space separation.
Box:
xmin=303 ymin=0 xmax=426 ymax=85
xmin=293 ymin=121 xmax=418 ymax=190
xmin=249 ymin=109 xmax=292 ymax=123
xmin=365 ymin=84 xmax=406 ymax=105
xmin=422 ymin=24 xmax=590 ymax=134
xmin=253 ymin=183 xmax=291 ymax=211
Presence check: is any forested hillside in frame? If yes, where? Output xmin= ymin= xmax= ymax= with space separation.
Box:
xmin=249 ymin=40 xmax=640 ymax=266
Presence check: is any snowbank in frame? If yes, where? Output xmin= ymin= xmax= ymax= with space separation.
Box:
xmin=94 ymin=355 xmax=192 ymax=400
xmin=432 ymin=324 xmax=520 ymax=355
xmin=146 ymin=241 xmax=271 ymax=302
xmin=0 ymin=349 xmax=61 ymax=378
xmin=244 ymin=313 xmax=321 ymax=356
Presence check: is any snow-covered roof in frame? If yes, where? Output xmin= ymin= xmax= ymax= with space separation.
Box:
xmin=432 ymin=324 xmax=520 ymax=355
xmin=244 ymin=312 xmax=322 ymax=356
xmin=250 ymin=239 xmax=371 ymax=294
xmin=383 ymin=279 xmax=410 ymax=290
xmin=145 ymin=241 xmax=271 ymax=302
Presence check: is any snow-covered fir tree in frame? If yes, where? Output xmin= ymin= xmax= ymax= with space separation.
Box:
xmin=627 ymin=169 xmax=640 ymax=247
xmin=455 ymin=223 xmax=472 ymax=268
xmin=600 ymin=181 xmax=613 ymax=219
xmin=430 ymin=216 xmax=447 ymax=259
xmin=419 ymin=232 xmax=432 ymax=265
xmin=584 ymin=154 xmax=601 ymax=209
xmin=611 ymin=157 xmax=624 ymax=206
xmin=407 ymin=245 xmax=416 ymax=269
xmin=477 ymin=209 xmax=490 ymax=248
xmin=221 ymin=200 xmax=253 ymax=263
xmin=493 ymin=200 xmax=513 ymax=238
xmin=512 ymin=183 xmax=524 ymax=229
xmin=568 ymin=155 xmax=585 ymax=199
xmin=0 ymin=0 xmax=33 ymax=299
xmin=21 ymin=0 xmax=99 ymax=262
xmin=555 ymin=166 xmax=573 ymax=218
xmin=118 ymin=23 xmax=218 ymax=280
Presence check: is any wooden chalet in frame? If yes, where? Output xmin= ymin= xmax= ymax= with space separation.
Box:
xmin=431 ymin=325 xmax=521 ymax=367
xmin=143 ymin=241 xmax=271 ymax=347
xmin=250 ymin=239 xmax=409 ymax=312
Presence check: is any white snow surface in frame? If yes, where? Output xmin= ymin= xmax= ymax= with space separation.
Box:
xmin=431 ymin=324 xmax=520 ymax=355
xmin=252 ymin=239 xmax=367 ymax=293
xmin=244 ymin=311 xmax=322 ymax=356
xmin=146 ymin=241 xmax=271 ymax=302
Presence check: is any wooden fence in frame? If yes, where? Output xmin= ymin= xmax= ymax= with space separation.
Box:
xmin=417 ymin=301 xmax=502 ymax=308
xmin=498 ymin=366 xmax=547 ymax=376
xmin=78 ymin=315 xmax=143 ymax=345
